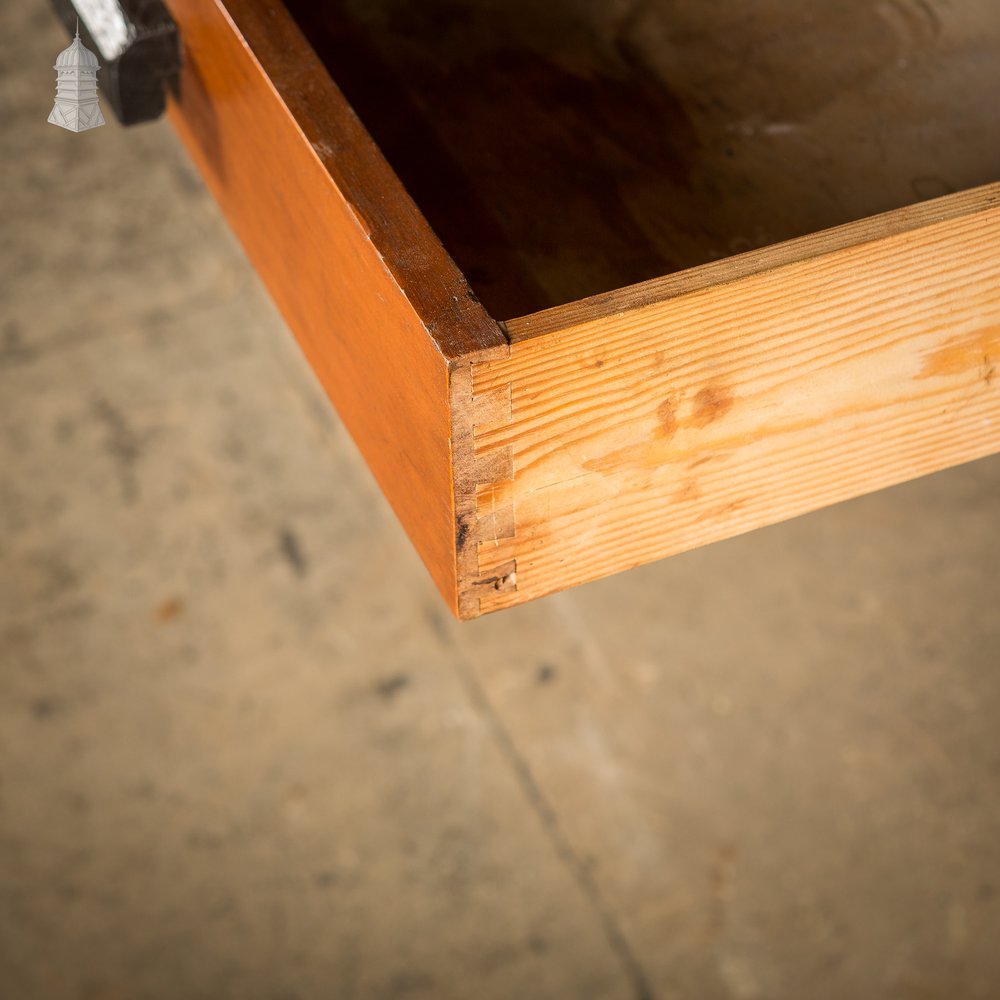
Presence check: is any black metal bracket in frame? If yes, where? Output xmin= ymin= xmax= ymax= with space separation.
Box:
xmin=50 ymin=0 xmax=180 ymax=126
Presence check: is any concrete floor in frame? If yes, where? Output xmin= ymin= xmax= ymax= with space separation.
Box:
xmin=3 ymin=4 xmax=1000 ymax=998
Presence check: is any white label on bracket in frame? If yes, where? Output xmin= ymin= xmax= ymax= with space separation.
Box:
xmin=75 ymin=0 xmax=135 ymax=61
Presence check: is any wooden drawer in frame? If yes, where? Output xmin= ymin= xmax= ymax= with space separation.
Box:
xmin=163 ymin=0 xmax=1000 ymax=618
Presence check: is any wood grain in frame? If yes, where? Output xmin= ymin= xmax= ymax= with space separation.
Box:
xmin=163 ymin=0 xmax=505 ymax=613
xmin=469 ymin=186 xmax=1000 ymax=613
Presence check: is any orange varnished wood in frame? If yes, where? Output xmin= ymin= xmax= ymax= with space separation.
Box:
xmin=163 ymin=0 xmax=505 ymax=612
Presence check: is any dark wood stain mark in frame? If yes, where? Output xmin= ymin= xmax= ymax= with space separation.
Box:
xmin=917 ymin=326 xmax=1000 ymax=381
xmin=701 ymin=498 xmax=749 ymax=521
xmin=691 ymin=385 xmax=735 ymax=427
xmin=672 ymin=479 xmax=702 ymax=503
xmin=582 ymin=394 xmax=688 ymax=475
xmin=656 ymin=397 xmax=679 ymax=439
xmin=581 ymin=394 xmax=681 ymax=475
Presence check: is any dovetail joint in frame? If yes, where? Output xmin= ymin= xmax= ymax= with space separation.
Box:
xmin=453 ymin=359 xmax=517 ymax=617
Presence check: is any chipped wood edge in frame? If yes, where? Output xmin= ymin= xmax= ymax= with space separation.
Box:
xmin=451 ymin=342 xmax=518 ymax=619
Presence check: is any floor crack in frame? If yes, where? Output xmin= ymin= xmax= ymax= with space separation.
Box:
xmin=451 ymin=657 xmax=656 ymax=1000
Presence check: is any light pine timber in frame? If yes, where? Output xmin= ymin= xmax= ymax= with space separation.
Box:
xmin=467 ymin=185 xmax=1000 ymax=615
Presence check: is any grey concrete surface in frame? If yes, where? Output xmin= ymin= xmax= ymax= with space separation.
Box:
xmin=2 ymin=4 xmax=999 ymax=998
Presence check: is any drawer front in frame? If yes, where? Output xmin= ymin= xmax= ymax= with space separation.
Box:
xmin=162 ymin=0 xmax=506 ymax=614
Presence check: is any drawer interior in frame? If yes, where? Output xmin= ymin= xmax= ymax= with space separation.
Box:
xmin=287 ymin=0 xmax=999 ymax=319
